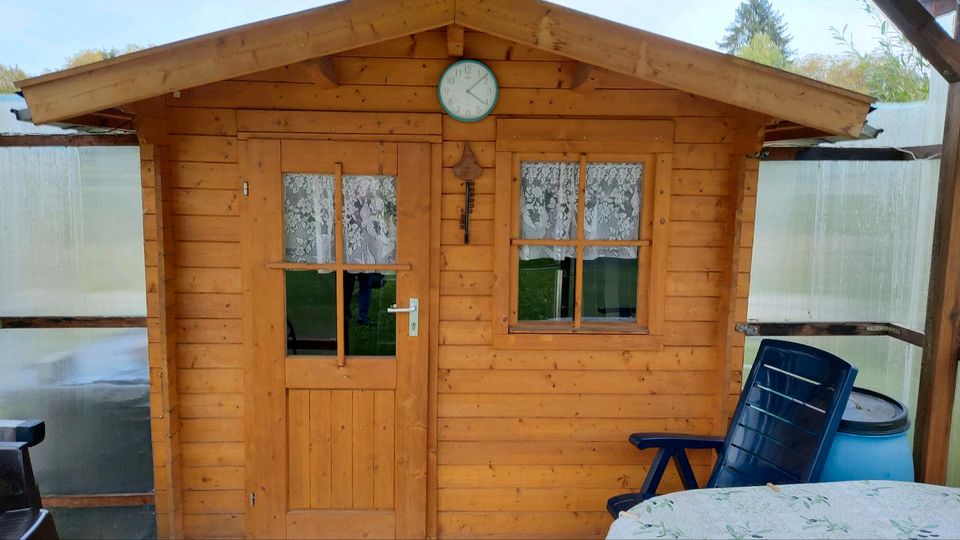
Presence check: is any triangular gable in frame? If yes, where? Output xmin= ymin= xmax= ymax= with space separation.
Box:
xmin=16 ymin=0 xmax=873 ymax=137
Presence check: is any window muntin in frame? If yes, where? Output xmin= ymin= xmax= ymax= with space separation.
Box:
xmin=511 ymin=154 xmax=651 ymax=333
xmin=281 ymin=171 xmax=399 ymax=360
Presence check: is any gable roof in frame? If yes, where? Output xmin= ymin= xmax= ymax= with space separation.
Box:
xmin=16 ymin=0 xmax=874 ymax=137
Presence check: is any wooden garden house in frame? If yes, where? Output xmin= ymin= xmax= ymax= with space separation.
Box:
xmin=15 ymin=0 xmax=874 ymax=538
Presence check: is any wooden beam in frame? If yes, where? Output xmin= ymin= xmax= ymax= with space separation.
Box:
xmin=447 ymin=24 xmax=465 ymax=56
xmin=44 ymin=493 xmax=155 ymax=509
xmin=736 ymin=322 xmax=926 ymax=348
xmin=0 ymin=134 xmax=139 ymax=147
xmin=0 ymin=316 xmax=147 ymax=329
xmin=920 ymin=0 xmax=958 ymax=18
xmin=455 ymin=0 xmax=874 ymax=137
xmin=570 ymin=63 xmax=605 ymax=94
xmin=873 ymin=0 xmax=960 ymax=82
xmin=761 ymin=145 xmax=942 ymax=161
xmin=17 ymin=0 xmax=455 ymax=123
xmin=914 ymin=8 xmax=960 ymax=486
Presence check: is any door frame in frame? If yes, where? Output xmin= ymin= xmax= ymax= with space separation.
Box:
xmin=240 ymin=138 xmax=434 ymax=539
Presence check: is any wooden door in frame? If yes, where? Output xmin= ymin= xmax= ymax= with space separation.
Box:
xmin=242 ymin=139 xmax=431 ymax=539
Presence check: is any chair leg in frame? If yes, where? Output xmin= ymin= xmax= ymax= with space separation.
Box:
xmin=672 ymin=449 xmax=700 ymax=490
xmin=639 ymin=447 xmax=672 ymax=499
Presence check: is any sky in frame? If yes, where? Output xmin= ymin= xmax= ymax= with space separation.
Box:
xmin=1 ymin=0 xmax=888 ymax=76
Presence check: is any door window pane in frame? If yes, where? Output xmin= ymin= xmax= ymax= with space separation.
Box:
xmin=285 ymin=270 xmax=337 ymax=355
xmin=342 ymin=175 xmax=397 ymax=265
xmin=581 ymin=256 xmax=638 ymax=321
xmin=517 ymin=253 xmax=576 ymax=322
xmin=344 ymin=271 xmax=396 ymax=356
xmin=519 ymin=161 xmax=579 ymax=243
xmin=585 ymin=162 xmax=642 ymax=259
xmin=283 ymin=173 xmax=335 ymax=264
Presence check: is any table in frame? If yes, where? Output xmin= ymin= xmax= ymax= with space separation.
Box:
xmin=606 ymin=480 xmax=960 ymax=539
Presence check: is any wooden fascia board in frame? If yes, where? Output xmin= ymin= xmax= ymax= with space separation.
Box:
xmin=18 ymin=0 xmax=454 ymax=124
xmin=454 ymin=0 xmax=874 ymax=137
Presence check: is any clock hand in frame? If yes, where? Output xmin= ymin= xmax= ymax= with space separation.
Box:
xmin=466 ymin=88 xmax=486 ymax=105
xmin=466 ymin=73 xmax=489 ymax=94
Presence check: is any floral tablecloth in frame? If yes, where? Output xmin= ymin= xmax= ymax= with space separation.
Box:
xmin=606 ymin=480 xmax=960 ymax=539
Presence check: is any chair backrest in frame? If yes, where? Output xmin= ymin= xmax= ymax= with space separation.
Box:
xmin=708 ymin=339 xmax=857 ymax=488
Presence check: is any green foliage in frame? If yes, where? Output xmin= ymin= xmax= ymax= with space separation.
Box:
xmin=62 ymin=44 xmax=145 ymax=69
xmin=736 ymin=33 xmax=790 ymax=70
xmin=719 ymin=0 xmax=793 ymax=60
xmin=0 ymin=63 xmax=29 ymax=92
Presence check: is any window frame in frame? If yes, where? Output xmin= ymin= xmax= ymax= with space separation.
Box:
xmin=492 ymin=119 xmax=673 ymax=351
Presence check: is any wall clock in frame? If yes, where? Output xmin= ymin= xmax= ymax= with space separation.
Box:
xmin=438 ymin=59 xmax=499 ymax=122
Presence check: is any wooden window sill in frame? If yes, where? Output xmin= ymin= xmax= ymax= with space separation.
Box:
xmin=492 ymin=332 xmax=663 ymax=351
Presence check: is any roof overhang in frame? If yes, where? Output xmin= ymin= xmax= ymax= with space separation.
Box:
xmin=16 ymin=0 xmax=874 ymax=138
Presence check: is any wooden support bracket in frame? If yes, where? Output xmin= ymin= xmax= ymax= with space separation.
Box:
xmin=571 ymin=63 xmax=605 ymax=93
xmin=735 ymin=321 xmax=925 ymax=348
xmin=309 ymin=57 xmax=339 ymax=89
xmin=447 ymin=24 xmax=465 ymax=57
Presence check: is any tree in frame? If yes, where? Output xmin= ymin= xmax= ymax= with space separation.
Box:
xmin=736 ymin=32 xmax=790 ymax=70
xmin=719 ymin=0 xmax=793 ymax=60
xmin=62 ymin=44 xmax=145 ymax=69
xmin=0 ymin=63 xmax=29 ymax=93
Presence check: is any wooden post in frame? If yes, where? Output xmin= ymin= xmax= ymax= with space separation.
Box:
xmin=914 ymin=10 xmax=960 ymax=485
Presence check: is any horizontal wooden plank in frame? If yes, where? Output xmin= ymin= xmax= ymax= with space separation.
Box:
xmin=672 ymin=169 xmax=730 ymax=196
xmin=437 ymin=345 xmax=718 ymax=370
xmin=439 ymin=486 xmax=713 ymax=512
xmin=179 ymin=369 xmax=243 ymax=394
xmin=672 ymin=143 xmax=732 ymax=169
xmin=182 ymin=442 xmax=245 ymax=467
xmin=439 ymin=296 xmax=493 ymax=321
xmin=171 ymin=162 xmax=239 ymax=190
xmin=442 ymin=141 xmax=495 ymax=167
xmin=173 ymin=188 xmax=239 ymax=217
xmin=439 ymin=321 xmax=493 ymax=345
xmin=175 ymin=83 xmax=732 ymax=117
xmin=666 ymin=272 xmax=724 ymax=297
xmin=181 ymin=418 xmax=245 ymax=443
xmin=173 ymin=216 xmax=240 ymax=243
xmin=674 ymin=117 xmax=734 ymax=143
xmin=438 ymin=441 xmax=653 ymax=465
xmin=441 ymin=219 xmax=494 ymax=245
xmin=183 ymin=490 xmax=245 ymax=514
xmin=442 ymin=194 xmax=493 ymax=220
xmin=440 ymin=246 xmax=494 ymax=271
xmin=177 ymin=318 xmax=242 ymax=344
xmin=180 ymin=393 xmax=244 ymax=418
xmin=497 ymin=118 xmax=673 ymax=153
xmin=440 ymin=271 xmax=495 ymax=296
xmin=438 ymin=463 xmax=711 ymax=489
xmin=667 ymin=246 xmax=727 ymax=272
xmin=668 ymin=222 xmax=727 ymax=247
xmin=176 ymin=242 xmax=241 ymax=268
xmin=438 ymin=417 xmax=714 ymax=441
xmin=437 ymin=369 xmax=715 ymax=394
xmin=177 ymin=293 xmax=242 ymax=319
xmin=175 ymin=268 xmax=242 ymax=294
xmin=442 ymin=168 xmax=494 ymax=193
xmin=285 ymin=357 xmax=397 ymax=389
xmin=183 ymin=513 xmax=244 ymax=539
xmin=439 ymin=393 xmax=715 ymax=418
xmin=237 ymin=110 xmax=442 ymax=135
xmin=169 ymin=108 xmax=237 ymax=136
xmin=437 ymin=511 xmax=610 ymax=538
xmin=664 ymin=321 xmax=719 ymax=346
xmin=183 ymin=466 xmax=244 ymax=490
xmin=287 ymin=510 xmax=395 ymax=540
xmin=179 ymin=344 xmax=242 ymax=369
xmin=665 ymin=296 xmax=720 ymax=322
xmin=670 ymin=195 xmax=730 ymax=222
xmin=172 ymin=135 xmax=238 ymax=163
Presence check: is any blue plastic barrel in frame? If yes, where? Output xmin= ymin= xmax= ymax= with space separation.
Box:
xmin=820 ymin=387 xmax=914 ymax=482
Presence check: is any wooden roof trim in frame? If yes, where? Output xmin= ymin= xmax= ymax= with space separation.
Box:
xmin=17 ymin=0 xmax=873 ymax=137
xmin=17 ymin=0 xmax=455 ymax=124
xmin=455 ymin=0 xmax=873 ymax=137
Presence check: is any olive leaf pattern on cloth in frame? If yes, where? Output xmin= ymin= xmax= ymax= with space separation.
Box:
xmin=283 ymin=173 xmax=336 ymax=264
xmin=607 ymin=481 xmax=960 ymax=540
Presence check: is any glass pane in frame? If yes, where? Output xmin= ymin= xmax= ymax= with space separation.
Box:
xmin=345 ymin=271 xmax=396 ymax=356
xmin=342 ymin=175 xmax=397 ymax=265
xmin=0 ymin=146 xmax=146 ymax=317
xmin=519 ymin=161 xmax=579 ymax=241
xmin=581 ymin=256 xmax=638 ymax=321
xmin=517 ymin=253 xmax=576 ymax=322
xmin=585 ymin=162 xmax=642 ymax=254
xmin=285 ymin=270 xmax=337 ymax=355
xmin=283 ymin=173 xmax=335 ymax=264
xmin=50 ymin=506 xmax=156 ymax=540
xmin=0 ymin=328 xmax=153 ymax=495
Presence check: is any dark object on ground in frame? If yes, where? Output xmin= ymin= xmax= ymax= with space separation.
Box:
xmin=0 ymin=420 xmax=59 ymax=539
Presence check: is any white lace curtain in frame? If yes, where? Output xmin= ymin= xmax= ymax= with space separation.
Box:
xmin=283 ymin=173 xmax=397 ymax=265
xmin=519 ymin=161 xmax=642 ymax=260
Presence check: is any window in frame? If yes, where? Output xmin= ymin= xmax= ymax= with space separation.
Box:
xmin=493 ymin=119 xmax=672 ymax=350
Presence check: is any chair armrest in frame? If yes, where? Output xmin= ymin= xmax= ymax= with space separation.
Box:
xmin=629 ymin=433 xmax=724 ymax=451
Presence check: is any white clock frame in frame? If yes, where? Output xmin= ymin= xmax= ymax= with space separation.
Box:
xmin=438 ymin=59 xmax=499 ymax=123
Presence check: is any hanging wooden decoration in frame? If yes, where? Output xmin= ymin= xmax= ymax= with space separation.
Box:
xmin=453 ymin=143 xmax=482 ymax=244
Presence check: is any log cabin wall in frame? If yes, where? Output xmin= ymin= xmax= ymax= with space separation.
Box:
xmin=139 ymin=28 xmax=763 ymax=539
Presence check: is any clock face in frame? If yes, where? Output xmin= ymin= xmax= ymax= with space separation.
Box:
xmin=438 ymin=60 xmax=499 ymax=122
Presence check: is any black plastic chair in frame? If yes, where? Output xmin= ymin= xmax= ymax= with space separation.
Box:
xmin=607 ymin=339 xmax=858 ymax=518
xmin=0 ymin=420 xmax=58 ymax=540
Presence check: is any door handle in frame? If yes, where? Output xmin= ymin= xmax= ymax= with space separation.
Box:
xmin=387 ymin=298 xmax=419 ymax=336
